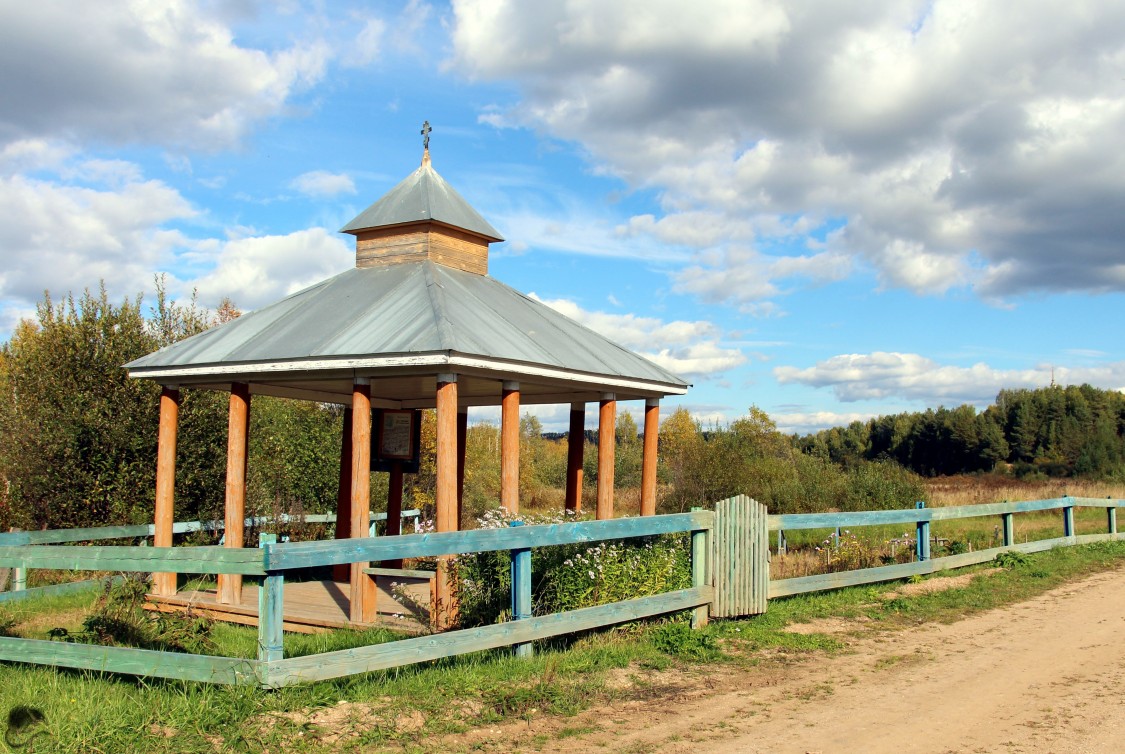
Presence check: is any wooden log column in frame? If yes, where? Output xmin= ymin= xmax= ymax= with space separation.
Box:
xmin=349 ymin=379 xmax=377 ymax=624
xmin=501 ymin=380 xmax=520 ymax=513
xmin=596 ymin=393 xmax=616 ymax=521
xmin=565 ymin=402 xmax=585 ymax=514
xmin=152 ymin=385 xmax=180 ymax=597
xmin=640 ymin=398 xmax=660 ymax=517
xmin=332 ymin=407 xmax=353 ymax=583
xmin=434 ymin=373 xmax=459 ymax=630
xmin=218 ymin=382 xmax=251 ymax=605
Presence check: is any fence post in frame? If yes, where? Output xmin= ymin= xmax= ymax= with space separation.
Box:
xmin=1063 ymin=497 xmax=1075 ymax=538
xmin=509 ymin=521 xmax=533 ymax=658
xmin=777 ymin=529 xmax=787 ymax=556
xmin=257 ymin=533 xmax=284 ymax=669
xmin=1108 ymin=497 xmax=1117 ymax=535
xmin=9 ymin=529 xmax=25 ymax=592
xmin=690 ymin=507 xmax=709 ymax=629
xmin=1002 ymin=512 xmax=1014 ymax=547
xmin=915 ymin=501 xmax=930 ymax=562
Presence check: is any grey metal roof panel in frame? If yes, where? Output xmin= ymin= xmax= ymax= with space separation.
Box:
xmin=126 ymin=262 xmax=688 ymax=390
xmin=340 ymin=162 xmax=504 ymax=242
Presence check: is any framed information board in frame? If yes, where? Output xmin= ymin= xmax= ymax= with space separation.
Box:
xmin=372 ymin=409 xmax=422 ymax=473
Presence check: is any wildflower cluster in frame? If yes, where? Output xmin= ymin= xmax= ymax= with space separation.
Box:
xmin=453 ymin=507 xmax=689 ymax=628
xmin=535 ymin=536 xmax=689 ymax=616
xmin=813 ymin=529 xmax=881 ymax=572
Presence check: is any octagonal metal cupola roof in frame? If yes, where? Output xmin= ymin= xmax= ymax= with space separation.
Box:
xmin=340 ymin=151 xmax=503 ymax=242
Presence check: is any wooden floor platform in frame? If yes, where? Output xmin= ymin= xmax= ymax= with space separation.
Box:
xmin=146 ymin=578 xmax=428 ymax=634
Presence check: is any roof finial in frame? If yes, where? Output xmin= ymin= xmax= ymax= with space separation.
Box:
xmin=421 ymin=120 xmax=432 ymax=166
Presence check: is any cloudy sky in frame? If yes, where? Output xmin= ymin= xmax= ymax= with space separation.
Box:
xmin=2 ymin=0 xmax=1123 ymax=433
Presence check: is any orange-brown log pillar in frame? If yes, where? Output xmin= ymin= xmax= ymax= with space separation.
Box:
xmin=152 ymin=385 xmax=180 ymax=597
xmin=596 ymin=393 xmax=616 ymax=520
xmin=640 ymin=398 xmax=660 ymax=517
xmin=435 ymin=373 xmax=459 ymax=630
xmin=332 ymin=407 xmax=353 ymax=582
xmin=218 ymin=382 xmax=251 ymax=605
xmin=500 ymin=380 xmax=520 ymax=514
xmin=349 ymin=379 xmax=376 ymax=624
xmin=565 ymin=402 xmax=585 ymax=514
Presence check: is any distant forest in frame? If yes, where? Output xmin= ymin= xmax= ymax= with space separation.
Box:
xmin=797 ymin=385 xmax=1125 ymax=480
xmin=1 ymin=285 xmax=1122 ymax=533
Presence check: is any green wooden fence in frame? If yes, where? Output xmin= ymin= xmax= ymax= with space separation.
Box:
xmin=766 ymin=496 xmax=1125 ymax=598
xmin=2 ymin=495 xmax=1121 ymax=687
xmin=0 ymin=511 xmax=715 ymax=688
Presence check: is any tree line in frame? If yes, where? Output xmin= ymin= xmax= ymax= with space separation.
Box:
xmin=797 ymin=385 xmax=1125 ymax=479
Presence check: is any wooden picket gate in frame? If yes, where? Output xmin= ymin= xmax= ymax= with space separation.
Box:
xmin=711 ymin=495 xmax=768 ymax=617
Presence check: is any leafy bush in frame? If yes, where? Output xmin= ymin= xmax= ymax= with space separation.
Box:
xmin=948 ymin=540 xmax=969 ymax=555
xmin=49 ymin=574 xmax=215 ymax=653
xmin=454 ymin=508 xmax=691 ymax=629
xmin=535 ymin=535 xmax=689 ymax=616
xmin=994 ymin=550 xmax=1030 ymax=569
xmin=842 ymin=460 xmax=926 ymax=511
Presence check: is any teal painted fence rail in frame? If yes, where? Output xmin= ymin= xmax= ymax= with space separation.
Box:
xmin=0 ymin=510 xmax=714 ymax=688
xmin=0 ymin=509 xmax=420 ymax=601
xmin=0 ymin=510 xmax=422 ymax=547
xmin=769 ymin=496 xmax=1125 ymax=598
xmin=263 ymin=586 xmax=711 ymax=687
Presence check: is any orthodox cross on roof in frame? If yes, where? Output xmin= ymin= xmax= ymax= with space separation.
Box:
xmin=421 ymin=120 xmax=431 ymax=151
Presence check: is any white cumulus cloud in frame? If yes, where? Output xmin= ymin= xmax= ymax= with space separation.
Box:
xmin=0 ymin=2 xmax=330 ymax=150
xmin=529 ymin=294 xmax=746 ymax=379
xmin=0 ymin=165 xmax=195 ymax=309
xmin=289 ymin=171 xmax=357 ymax=198
xmin=774 ymin=352 xmax=1125 ymax=406
xmin=450 ymin=0 xmax=1125 ymax=303
xmin=188 ymin=229 xmax=353 ymax=310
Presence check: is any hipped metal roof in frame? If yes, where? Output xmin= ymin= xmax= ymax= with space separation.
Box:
xmin=126 ymin=262 xmax=689 ymax=406
xmin=340 ymin=160 xmax=504 ymax=241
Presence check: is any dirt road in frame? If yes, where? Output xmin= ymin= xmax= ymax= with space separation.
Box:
xmin=448 ymin=568 xmax=1125 ymax=753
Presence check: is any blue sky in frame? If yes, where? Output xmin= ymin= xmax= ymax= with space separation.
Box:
xmin=1 ymin=0 xmax=1123 ymax=433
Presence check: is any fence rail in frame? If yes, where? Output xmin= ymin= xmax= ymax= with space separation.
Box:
xmin=0 ymin=510 xmax=422 ymax=547
xmin=769 ymin=496 xmax=1124 ymax=598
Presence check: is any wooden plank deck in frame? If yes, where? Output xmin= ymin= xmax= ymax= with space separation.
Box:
xmin=146 ymin=578 xmax=429 ymax=634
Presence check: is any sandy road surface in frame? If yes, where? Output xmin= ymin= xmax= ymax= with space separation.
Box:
xmin=449 ymin=568 xmax=1125 ymax=753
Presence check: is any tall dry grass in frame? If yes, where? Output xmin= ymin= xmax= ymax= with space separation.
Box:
xmin=925 ymin=475 xmax=1125 ymax=507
